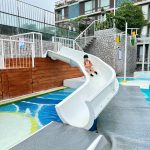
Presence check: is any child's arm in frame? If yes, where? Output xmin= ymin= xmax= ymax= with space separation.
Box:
xmin=89 ymin=60 xmax=93 ymax=66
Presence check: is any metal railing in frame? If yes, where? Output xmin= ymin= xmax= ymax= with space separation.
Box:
xmin=75 ymin=19 xmax=114 ymax=49
xmin=0 ymin=32 xmax=43 ymax=69
xmin=0 ymin=0 xmax=55 ymax=25
xmin=52 ymin=19 xmax=114 ymax=51
xmin=0 ymin=39 xmax=34 ymax=69
xmin=10 ymin=32 xmax=43 ymax=57
xmin=0 ymin=0 xmax=79 ymax=39
xmin=52 ymin=36 xmax=83 ymax=51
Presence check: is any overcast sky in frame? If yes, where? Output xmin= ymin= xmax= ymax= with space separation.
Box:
xmin=23 ymin=0 xmax=57 ymax=12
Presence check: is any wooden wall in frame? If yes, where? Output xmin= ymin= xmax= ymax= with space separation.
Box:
xmin=0 ymin=58 xmax=83 ymax=100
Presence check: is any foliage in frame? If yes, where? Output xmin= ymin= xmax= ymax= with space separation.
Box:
xmin=70 ymin=16 xmax=88 ymax=32
xmin=114 ymin=1 xmax=147 ymax=32
xmin=67 ymin=0 xmax=77 ymax=5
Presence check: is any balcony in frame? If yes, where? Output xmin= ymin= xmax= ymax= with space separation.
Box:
xmin=55 ymin=0 xmax=79 ymax=8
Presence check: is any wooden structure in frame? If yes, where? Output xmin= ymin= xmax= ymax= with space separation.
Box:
xmin=0 ymin=58 xmax=83 ymax=100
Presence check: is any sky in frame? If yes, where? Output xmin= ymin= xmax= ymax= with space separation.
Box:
xmin=23 ymin=0 xmax=57 ymax=12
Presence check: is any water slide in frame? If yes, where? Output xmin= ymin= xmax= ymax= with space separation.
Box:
xmin=47 ymin=47 xmax=119 ymax=130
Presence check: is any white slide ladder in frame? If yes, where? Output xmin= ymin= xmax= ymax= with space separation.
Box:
xmin=47 ymin=46 xmax=119 ymax=130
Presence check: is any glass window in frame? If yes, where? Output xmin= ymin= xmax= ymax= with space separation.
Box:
xmin=68 ymin=4 xmax=79 ymax=19
xmin=100 ymin=0 xmax=110 ymax=9
xmin=62 ymin=9 xmax=64 ymax=19
xmin=142 ymin=5 xmax=149 ymax=20
xmin=85 ymin=0 xmax=95 ymax=14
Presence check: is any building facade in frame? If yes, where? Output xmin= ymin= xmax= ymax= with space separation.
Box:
xmin=55 ymin=0 xmax=150 ymax=72
xmin=0 ymin=0 xmax=78 ymax=39
xmin=55 ymin=0 xmax=150 ymax=36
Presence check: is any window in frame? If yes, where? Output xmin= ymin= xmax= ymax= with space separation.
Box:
xmin=142 ymin=5 xmax=149 ymax=20
xmin=56 ymin=9 xmax=64 ymax=21
xmin=99 ymin=0 xmax=110 ymax=9
xmin=85 ymin=0 xmax=95 ymax=14
xmin=62 ymin=9 xmax=64 ymax=19
xmin=68 ymin=3 xmax=79 ymax=19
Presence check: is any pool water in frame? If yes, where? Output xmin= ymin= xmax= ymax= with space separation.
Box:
xmin=0 ymin=88 xmax=75 ymax=128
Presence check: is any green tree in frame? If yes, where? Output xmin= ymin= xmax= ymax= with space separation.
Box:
xmin=70 ymin=16 xmax=88 ymax=32
xmin=114 ymin=1 xmax=147 ymax=32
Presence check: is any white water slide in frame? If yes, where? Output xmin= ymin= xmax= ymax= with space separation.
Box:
xmin=47 ymin=47 xmax=119 ymax=130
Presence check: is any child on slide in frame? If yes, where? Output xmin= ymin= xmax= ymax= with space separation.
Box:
xmin=84 ymin=54 xmax=98 ymax=77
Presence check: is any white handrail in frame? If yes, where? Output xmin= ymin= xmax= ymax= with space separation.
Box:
xmin=9 ymin=32 xmax=43 ymax=38
xmin=10 ymin=32 xmax=43 ymax=57
xmin=1 ymin=39 xmax=34 ymax=44
xmin=52 ymin=36 xmax=83 ymax=51
xmin=75 ymin=20 xmax=97 ymax=41
xmin=0 ymin=38 xmax=35 ymax=69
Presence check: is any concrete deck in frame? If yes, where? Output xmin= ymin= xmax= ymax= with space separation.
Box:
xmin=97 ymin=86 xmax=150 ymax=150
xmin=10 ymin=122 xmax=106 ymax=150
xmin=11 ymin=86 xmax=150 ymax=150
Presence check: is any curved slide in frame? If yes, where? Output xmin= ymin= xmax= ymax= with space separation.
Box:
xmin=47 ymin=47 xmax=119 ymax=130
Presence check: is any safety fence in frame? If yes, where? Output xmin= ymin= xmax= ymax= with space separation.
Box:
xmin=0 ymin=32 xmax=43 ymax=69
xmin=52 ymin=36 xmax=83 ymax=51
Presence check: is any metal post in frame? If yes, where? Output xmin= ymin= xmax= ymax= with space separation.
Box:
xmin=1 ymin=40 xmax=5 ymax=69
xmin=73 ymin=40 xmax=75 ymax=50
xmin=114 ymin=0 xmax=116 ymax=16
xmin=41 ymin=34 xmax=43 ymax=57
xmin=124 ymin=22 xmax=128 ymax=81
xmin=94 ymin=20 xmax=96 ymax=35
xmin=142 ymin=43 xmax=145 ymax=72
xmin=85 ymin=31 xmax=87 ymax=47
xmin=10 ymin=37 xmax=13 ymax=58
xmin=148 ymin=44 xmax=150 ymax=71
xmin=32 ymin=34 xmax=35 ymax=67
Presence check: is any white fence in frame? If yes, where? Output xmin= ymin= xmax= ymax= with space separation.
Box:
xmin=10 ymin=32 xmax=43 ymax=57
xmin=52 ymin=37 xmax=83 ymax=51
xmin=0 ymin=39 xmax=34 ymax=69
xmin=0 ymin=32 xmax=43 ymax=69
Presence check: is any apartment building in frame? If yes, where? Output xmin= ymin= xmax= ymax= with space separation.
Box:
xmin=55 ymin=0 xmax=150 ymax=71
xmin=55 ymin=0 xmax=150 ymax=35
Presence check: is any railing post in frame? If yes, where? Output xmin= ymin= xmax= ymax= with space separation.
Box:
xmin=40 ymin=34 xmax=43 ymax=57
xmin=148 ymin=43 xmax=150 ymax=71
xmin=32 ymin=42 xmax=35 ymax=68
xmin=73 ymin=40 xmax=75 ymax=50
xmin=10 ymin=37 xmax=13 ymax=58
xmin=52 ymin=36 xmax=55 ymax=42
xmin=0 ymin=40 xmax=5 ymax=69
xmin=32 ymin=33 xmax=35 ymax=68
xmin=142 ymin=43 xmax=145 ymax=72
xmin=94 ymin=20 xmax=96 ymax=35
xmin=85 ymin=31 xmax=87 ymax=47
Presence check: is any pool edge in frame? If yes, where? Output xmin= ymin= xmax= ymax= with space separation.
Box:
xmin=0 ymin=86 xmax=67 ymax=107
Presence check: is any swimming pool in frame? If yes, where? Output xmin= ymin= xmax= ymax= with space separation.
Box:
xmin=0 ymin=88 xmax=75 ymax=149
xmin=118 ymin=77 xmax=150 ymax=104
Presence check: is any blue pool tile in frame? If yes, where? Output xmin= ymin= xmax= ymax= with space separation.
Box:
xmin=0 ymin=88 xmax=73 ymax=127
xmin=15 ymin=101 xmax=38 ymax=117
xmin=0 ymin=104 xmax=17 ymax=112
xmin=27 ymin=98 xmax=61 ymax=105
xmin=38 ymin=105 xmax=62 ymax=126
xmin=39 ymin=94 xmax=68 ymax=100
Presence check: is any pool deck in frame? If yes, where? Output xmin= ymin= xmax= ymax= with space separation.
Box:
xmin=10 ymin=122 xmax=107 ymax=150
xmin=97 ymin=86 xmax=150 ymax=150
xmin=10 ymin=85 xmax=150 ymax=150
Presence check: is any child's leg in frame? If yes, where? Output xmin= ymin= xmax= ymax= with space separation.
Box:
xmin=86 ymin=68 xmax=94 ymax=77
xmin=85 ymin=68 xmax=91 ymax=74
xmin=90 ymin=67 xmax=98 ymax=75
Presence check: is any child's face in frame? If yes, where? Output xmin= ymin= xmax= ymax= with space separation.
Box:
xmin=84 ymin=58 xmax=88 ymax=61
